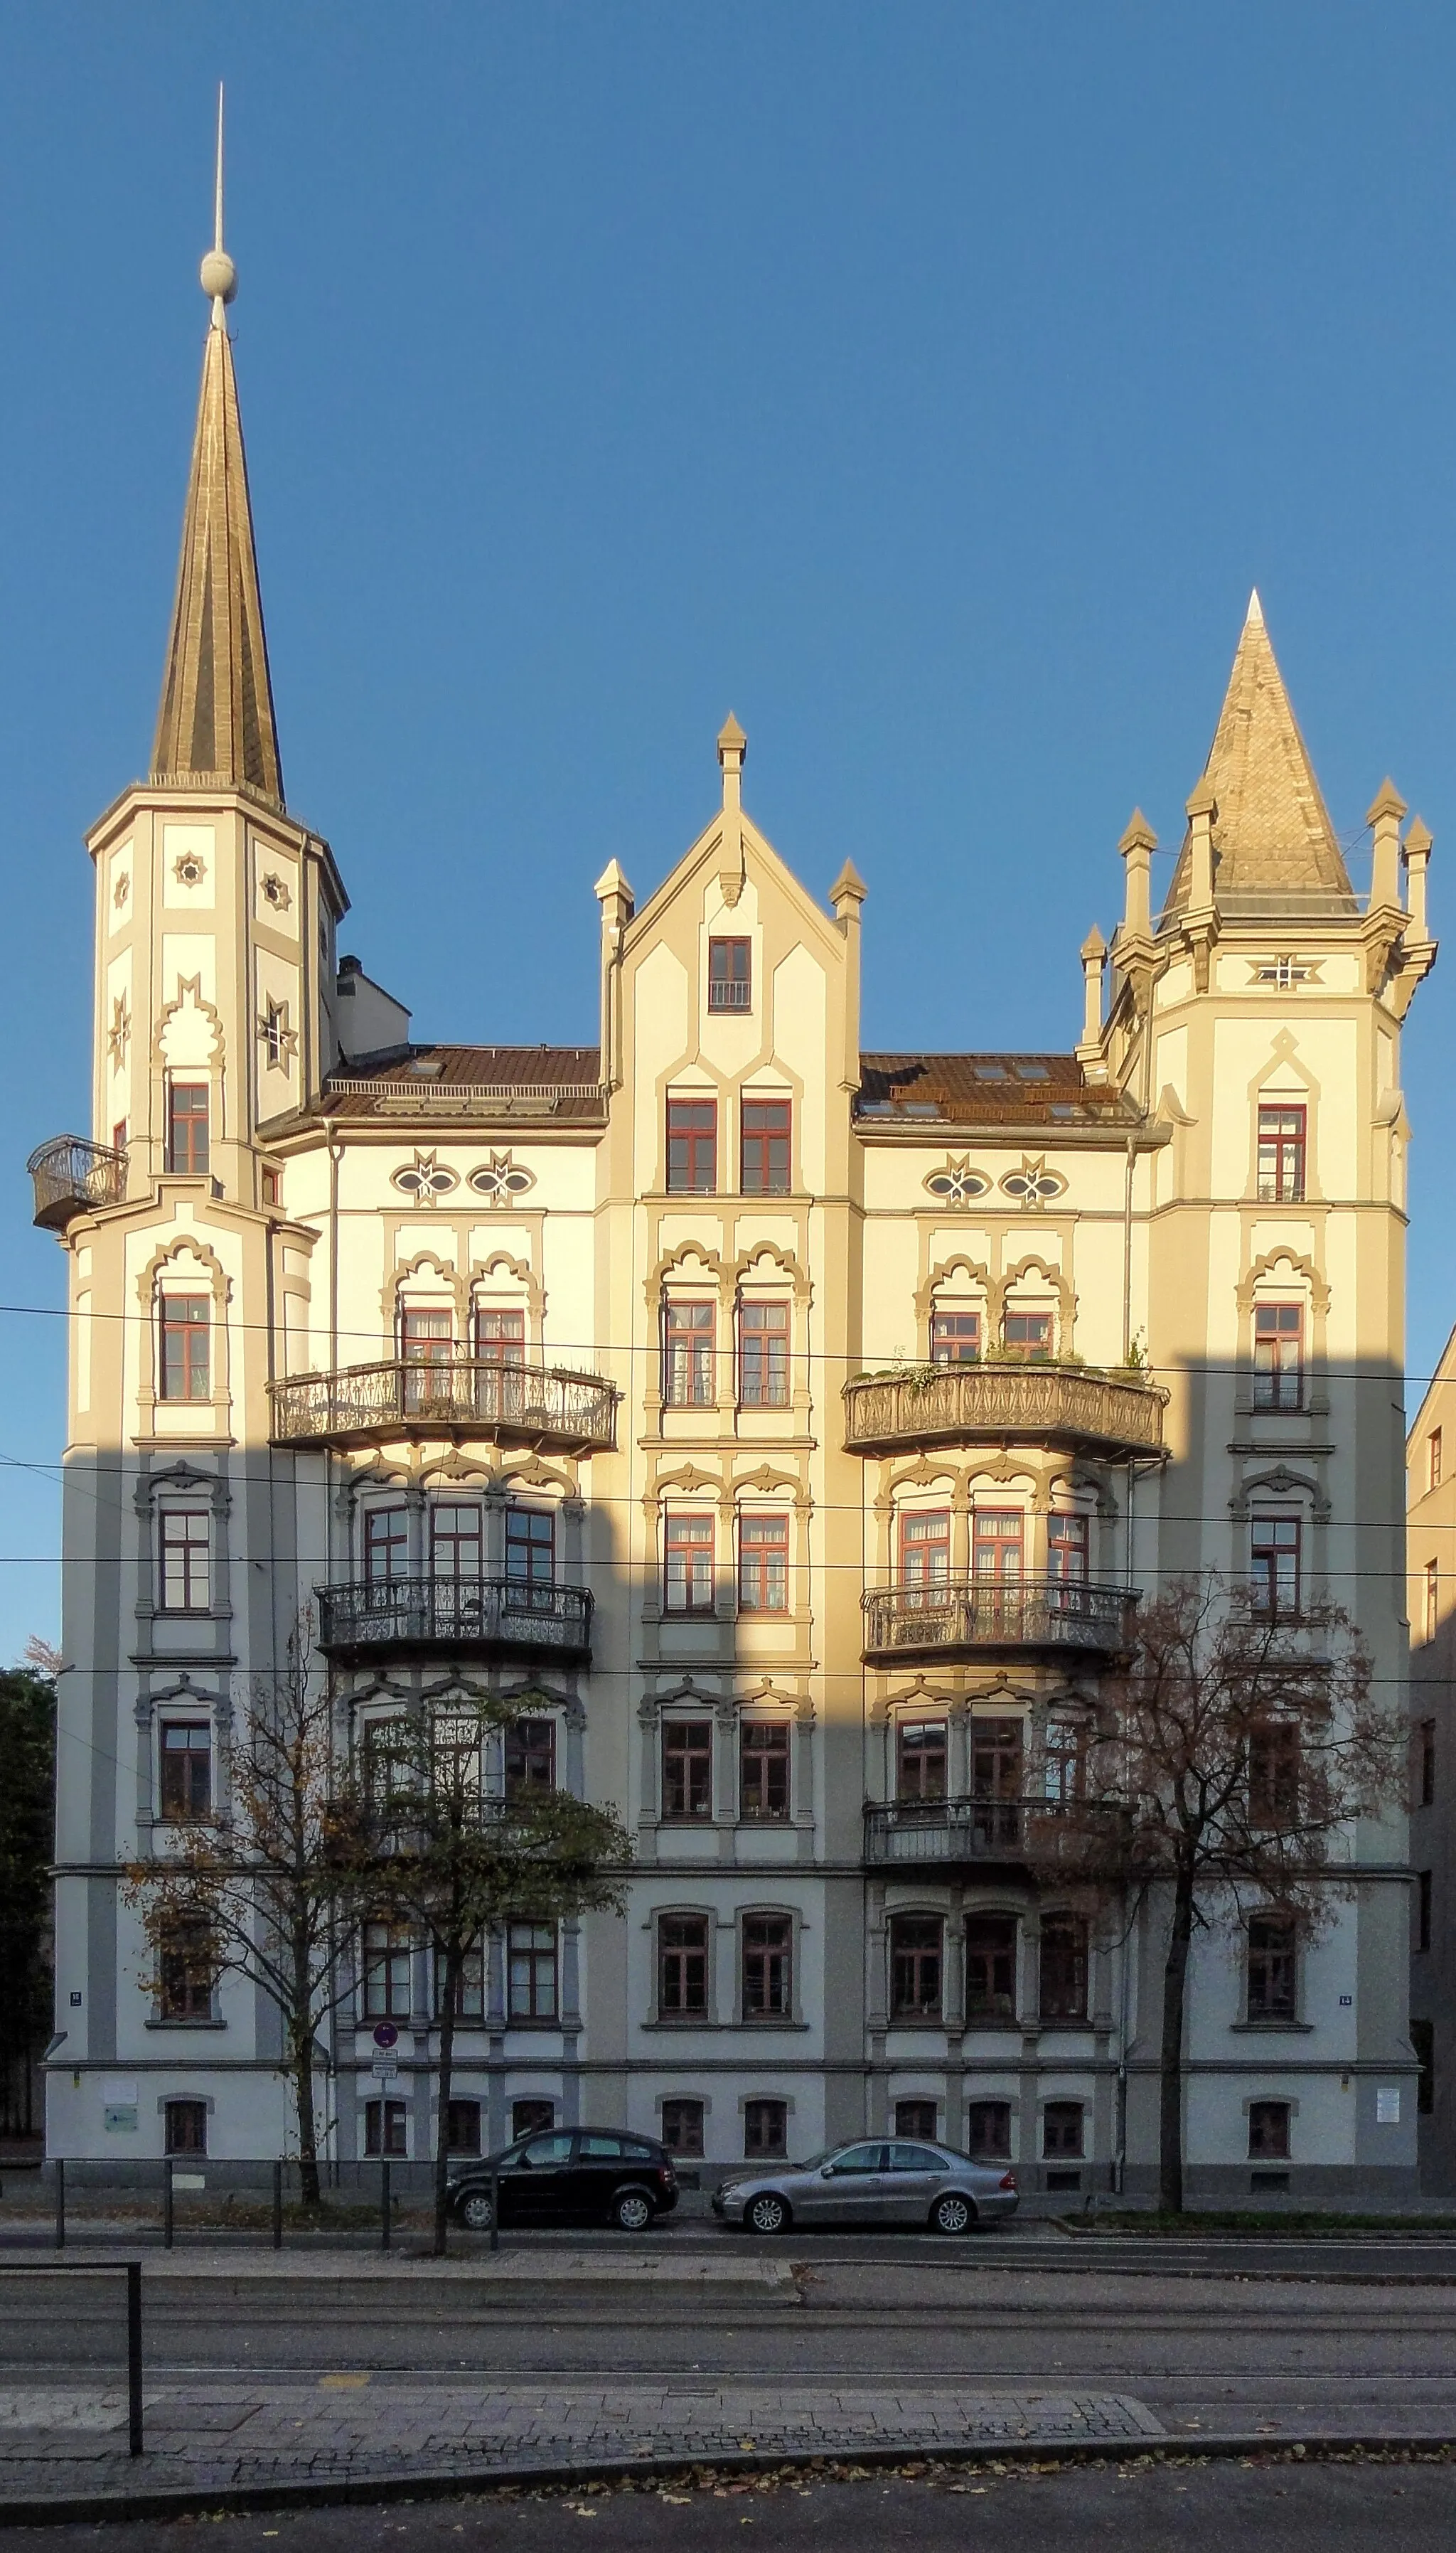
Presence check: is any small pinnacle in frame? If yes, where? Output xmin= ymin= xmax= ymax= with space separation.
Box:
xmin=1246 ymin=587 xmax=1264 ymax=625
xmin=717 ymin=712 xmax=746 ymax=759
xmin=1118 ymin=809 xmax=1157 ymax=855
xmin=1081 ymin=925 xmax=1107 ymax=960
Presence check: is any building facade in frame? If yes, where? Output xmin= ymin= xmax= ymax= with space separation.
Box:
xmin=36 ymin=228 xmax=1435 ymax=2204
xmin=1406 ymin=1332 xmax=1456 ymax=2191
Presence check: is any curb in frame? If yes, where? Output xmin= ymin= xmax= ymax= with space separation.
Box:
xmin=2 ymin=2430 xmax=1455 ymax=2527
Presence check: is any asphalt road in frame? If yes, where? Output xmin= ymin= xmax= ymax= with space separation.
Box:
xmin=6 ymin=2455 xmax=1456 ymax=2553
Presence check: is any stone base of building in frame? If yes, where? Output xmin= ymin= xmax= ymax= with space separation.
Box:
xmin=1116 ymin=2163 xmax=1425 ymax=2209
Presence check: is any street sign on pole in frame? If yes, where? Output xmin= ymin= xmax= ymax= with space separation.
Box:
xmin=373 ymin=2022 xmax=399 ymax=2050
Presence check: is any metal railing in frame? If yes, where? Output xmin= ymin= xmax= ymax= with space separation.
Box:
xmin=863 ymin=1791 xmax=1123 ymax=1865
xmin=269 ymin=1357 xmax=619 ymax=1453
xmin=0 ymin=2261 xmax=143 ymax=2454
xmin=26 ymin=1134 xmax=127 ymax=1230
xmin=844 ymin=1362 xmax=1167 ymax=1459
xmin=862 ymin=1574 xmax=1133 ymax=1658
xmin=317 ymin=1573 xmax=592 ymax=1660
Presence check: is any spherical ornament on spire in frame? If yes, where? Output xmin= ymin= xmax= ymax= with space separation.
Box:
xmin=200 ymin=247 xmax=237 ymax=304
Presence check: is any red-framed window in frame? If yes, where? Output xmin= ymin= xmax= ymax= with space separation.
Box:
xmin=896 ymin=1720 xmax=948 ymax=1801
xmin=476 ymin=1308 xmax=525 ymax=1368
xmin=742 ymin=1912 xmax=793 ymax=2019
xmin=930 ymin=1310 xmax=980 ymax=1364
xmin=708 ymin=937 xmax=751 ymax=1011
xmin=658 ymin=1912 xmax=710 ymax=2015
xmin=166 ymin=1082 xmax=210 ymax=1176
xmin=159 ymin=1295 xmax=210 ymax=1402
xmin=665 ymin=1512 xmax=715 ymax=1612
xmin=505 ymin=1717 xmax=556 ymax=1796
xmin=666 ymin=1098 xmax=717 ymax=1194
xmin=663 ymin=1299 xmax=715 ymax=1406
xmin=364 ymin=1506 xmax=409 ymax=1584
xmin=899 ymin=1510 xmax=951 ymax=1590
xmin=401 ymin=1306 xmax=453 ymax=1367
xmin=972 ymin=1715 xmax=1024 ymax=1806
xmin=890 ymin=1913 xmax=943 ymax=2018
xmin=738 ymin=1512 xmax=789 ymax=1613
xmin=1047 ymin=1512 xmax=1088 ymax=1583
xmin=662 ymin=1720 xmax=713 ymax=1821
xmin=159 ymin=1508 xmax=210 ymax=1611
xmin=505 ymin=1505 xmax=555 ymax=1585
xmin=432 ymin=1501 xmax=483 ymax=1581
xmin=740 ymin=1098 xmax=791 ymax=1195
xmin=973 ymin=1510 xmax=1024 ymax=1579
xmin=1253 ymin=1302 xmax=1304 ymax=1410
xmin=1251 ymin=1512 xmax=1301 ymax=1619
xmin=737 ymin=1299 xmax=789 ymax=1406
xmin=1257 ymin=1104 xmax=1307 ymax=1203
xmin=1001 ymin=1309 xmax=1054 ymax=1360
xmin=159 ymin=1919 xmax=215 ymax=2022
xmin=159 ymin=1722 xmax=212 ymax=1821
xmin=739 ymin=1722 xmax=790 ymax=1821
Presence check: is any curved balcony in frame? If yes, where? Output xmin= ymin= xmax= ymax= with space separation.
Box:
xmin=862 ymin=1574 xmax=1133 ymax=1664
xmin=269 ymin=1358 xmax=619 ymax=1455
xmin=28 ymin=1134 xmax=127 ymax=1232
xmin=864 ymin=1793 xmax=1127 ymax=1869
xmin=843 ymin=1363 xmax=1167 ymax=1461
xmin=316 ymin=1574 xmax=592 ymax=1665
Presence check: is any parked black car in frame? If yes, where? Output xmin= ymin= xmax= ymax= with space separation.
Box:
xmin=448 ymin=2126 xmax=679 ymax=2232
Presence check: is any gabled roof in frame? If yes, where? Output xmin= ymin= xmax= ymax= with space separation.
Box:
xmin=151 ymin=314 xmax=284 ymax=807
xmin=1161 ymin=592 xmax=1355 ymax=920
xmin=322 ymin=1045 xmax=605 ymax=1124
xmin=857 ymin=1053 xmax=1140 ymax=1128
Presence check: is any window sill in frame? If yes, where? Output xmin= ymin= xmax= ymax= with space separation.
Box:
xmin=145 ymin=2017 xmax=226 ymax=2031
xmin=1229 ymin=2018 xmax=1315 ymax=2034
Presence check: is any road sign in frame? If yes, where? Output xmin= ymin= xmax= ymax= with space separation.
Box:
xmin=373 ymin=2022 xmax=399 ymax=2050
xmin=371 ymin=2059 xmax=399 ymax=2081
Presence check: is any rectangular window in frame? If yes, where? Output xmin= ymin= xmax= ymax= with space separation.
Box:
xmin=432 ymin=1501 xmax=483 ymax=1582
xmin=1047 ymin=1513 xmax=1088 ymax=1584
xmin=738 ymin=1513 xmax=789 ymax=1614
xmin=507 ymin=1921 xmax=557 ymax=2020
xmin=890 ymin=1913 xmax=943 ymax=2019
xmin=972 ymin=1716 xmax=1024 ymax=1817
xmin=967 ymin=2100 xmax=1012 ymax=2160
xmin=965 ymin=1913 xmax=1019 ymax=2020
xmin=512 ymin=2097 xmax=555 ymax=2140
xmin=159 ymin=1722 xmax=212 ymax=1821
xmin=364 ymin=1505 xmax=409 ymax=1584
xmin=434 ymin=1941 xmax=485 ymax=2018
xmin=739 ymin=1722 xmax=790 ymax=1822
xmin=260 ymin=1165 xmax=280 ymax=1208
xmin=1248 ymin=1722 xmax=1300 ymax=1826
xmin=505 ymin=1717 xmax=556 ymax=1796
xmin=1042 ymin=2100 xmax=1084 ymax=2159
xmin=1253 ymin=1302 xmax=1305 ymax=1411
xmin=365 ymin=2099 xmax=407 ymax=2158
xmin=1425 ymin=1560 xmax=1440 ymax=1645
xmin=666 ymin=1097 xmax=717 ymax=1194
xmin=662 ymin=1719 xmax=714 ymax=1822
xmin=1257 ymin=1103 xmax=1307 ymax=1203
xmin=159 ymin=1295 xmax=210 ymax=1402
xmin=1039 ymin=1912 xmax=1088 ymax=2021
xmin=742 ymin=1912 xmax=793 ymax=2019
xmin=973 ymin=1510 xmax=1024 ymax=1579
xmin=1042 ymin=1717 xmax=1086 ymax=1803
xmin=1247 ymin=1913 xmax=1299 ymax=2020
xmin=164 ymin=2099 xmax=208 ymax=2155
xmin=708 ymin=937 xmax=751 ymax=1011
xmin=1001 ymin=1310 xmax=1053 ymax=1360
xmin=899 ymin=1509 xmax=951 ymax=1595
xmin=740 ymin=1099 xmax=791 ymax=1195
xmin=362 ymin=1921 xmax=412 ymax=2019
xmin=744 ymin=2098 xmax=787 ymax=2159
xmin=1248 ymin=2099 xmax=1290 ymax=2160
xmin=661 ymin=2096 xmax=705 ymax=2155
xmin=505 ymin=1505 xmax=554 ymax=1586
xmin=896 ymin=1720 xmax=948 ymax=1801
xmin=1411 ymin=2017 xmax=1435 ymax=2117
xmin=895 ymin=2099 xmax=938 ymax=2141
xmin=166 ymin=1082 xmax=210 ymax=1176
xmin=658 ymin=1912 xmax=710 ymax=2016
xmin=1418 ymin=1870 xmax=1433 ymax=1954
xmin=1421 ymin=1719 xmax=1437 ymax=1809
xmin=158 ymin=1508 xmax=210 ymax=1612
xmin=930 ymin=1310 xmax=980 ymax=1365
xmin=1432 ymin=1429 xmax=1444 ymax=1493
xmin=159 ymin=1921 xmax=214 ymax=2022
xmin=446 ymin=2099 xmax=481 ymax=2153
xmin=1251 ymin=1513 xmax=1301 ymax=1619
xmin=476 ymin=1308 xmax=525 ymax=1368
xmin=401 ymin=1307 xmax=454 ymax=1411
xmin=663 ymin=1299 xmax=716 ymax=1407
xmin=665 ymin=1512 xmax=716 ymax=1612
xmin=737 ymin=1299 xmax=790 ymax=1406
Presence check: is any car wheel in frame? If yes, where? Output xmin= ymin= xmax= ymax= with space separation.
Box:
xmin=746 ymin=2192 xmax=791 ymax=2237
xmin=458 ymin=2190 xmax=495 ymax=2232
xmin=931 ymin=2190 xmax=975 ymax=2237
xmin=611 ymin=2187 xmax=655 ymax=2233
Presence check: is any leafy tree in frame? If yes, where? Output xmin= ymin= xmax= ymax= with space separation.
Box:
xmin=1029 ymin=1578 xmax=1404 ymax=2213
xmin=0 ymin=1665 xmax=57 ymax=2128
xmin=124 ymin=1617 xmax=372 ymax=2206
xmin=366 ymin=1697 xmax=631 ymax=2254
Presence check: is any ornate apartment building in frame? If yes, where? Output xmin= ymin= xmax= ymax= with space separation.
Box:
xmin=34 ymin=218 xmax=1435 ymax=2202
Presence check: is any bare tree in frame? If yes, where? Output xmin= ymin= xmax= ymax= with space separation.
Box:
xmin=366 ymin=1697 xmax=631 ymax=2254
xmin=124 ymin=1616 xmax=371 ymax=2207
xmin=1029 ymin=1578 xmax=1405 ymax=2214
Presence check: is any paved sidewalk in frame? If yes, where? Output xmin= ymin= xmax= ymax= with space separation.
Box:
xmin=0 ymin=2379 xmax=1164 ymax=2503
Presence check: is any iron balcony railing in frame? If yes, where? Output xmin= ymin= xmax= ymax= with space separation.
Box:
xmin=862 ymin=1574 xmax=1134 ymax=1660
xmin=316 ymin=1574 xmax=592 ymax=1663
xmin=843 ymin=1362 xmax=1167 ymax=1461
xmin=269 ymin=1357 xmax=619 ymax=1454
xmin=28 ymin=1134 xmax=127 ymax=1231
xmin=863 ymin=1792 xmax=1125 ymax=1867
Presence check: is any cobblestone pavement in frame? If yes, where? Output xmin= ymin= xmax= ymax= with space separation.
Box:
xmin=0 ymin=2379 xmax=1164 ymax=2500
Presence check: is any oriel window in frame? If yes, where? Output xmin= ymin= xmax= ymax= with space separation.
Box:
xmin=1002 ymin=1310 xmax=1053 ymax=1360
xmin=159 ymin=1295 xmax=210 ymax=1402
xmin=505 ymin=1505 xmax=555 ymax=1586
xmin=159 ymin=1508 xmax=210 ymax=1612
xmin=1047 ymin=1513 xmax=1088 ymax=1583
xmin=708 ymin=937 xmax=751 ymax=1011
xmin=159 ymin=1722 xmax=212 ymax=1821
xmin=899 ymin=1510 xmax=951 ymax=1595
xmin=663 ymin=1299 xmax=715 ymax=1407
xmin=1257 ymin=1104 xmax=1307 ymax=1203
xmin=739 ymin=1721 xmax=790 ymax=1821
xmin=896 ymin=1720 xmax=948 ymax=1801
xmin=662 ymin=1720 xmax=713 ymax=1821
xmin=738 ymin=1513 xmax=789 ymax=1614
xmin=666 ymin=1098 xmax=717 ymax=1194
xmin=476 ymin=1308 xmax=525 ymax=1368
xmin=166 ymin=1082 xmax=209 ymax=1176
xmin=930 ymin=1309 xmax=980 ymax=1364
xmin=364 ymin=1506 xmax=409 ymax=1584
xmin=740 ymin=1098 xmax=791 ymax=1195
xmin=432 ymin=1502 xmax=483 ymax=1582
xmin=737 ymin=1299 xmax=789 ymax=1407
xmin=1253 ymin=1302 xmax=1305 ymax=1410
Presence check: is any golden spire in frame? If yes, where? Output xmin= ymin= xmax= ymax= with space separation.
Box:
xmin=150 ymin=86 xmax=284 ymax=808
xmin=1162 ymin=591 xmax=1352 ymax=918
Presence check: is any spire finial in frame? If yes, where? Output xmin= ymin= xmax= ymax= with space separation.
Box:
xmin=199 ymin=83 xmax=237 ymax=323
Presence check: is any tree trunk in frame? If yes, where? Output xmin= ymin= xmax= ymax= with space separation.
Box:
xmin=1158 ymin=1862 xmax=1195 ymax=2215
xmin=290 ymin=1929 xmax=323 ymax=2210
xmin=434 ymin=1949 xmax=460 ymax=2257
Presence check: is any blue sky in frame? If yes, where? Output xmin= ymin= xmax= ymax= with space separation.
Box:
xmin=1 ymin=2 xmax=1453 ymax=1658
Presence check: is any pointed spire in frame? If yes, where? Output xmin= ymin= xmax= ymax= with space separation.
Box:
xmin=1162 ymin=594 xmax=1352 ymax=919
xmin=151 ymin=88 xmax=284 ymax=809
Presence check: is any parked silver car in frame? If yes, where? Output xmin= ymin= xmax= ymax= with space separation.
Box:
xmin=712 ymin=2138 xmax=1019 ymax=2237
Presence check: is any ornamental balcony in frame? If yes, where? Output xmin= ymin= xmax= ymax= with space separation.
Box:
xmin=269 ymin=1357 xmax=619 ymax=1455
xmin=842 ymin=1362 xmax=1167 ymax=1462
xmin=864 ymin=1793 xmax=1127 ymax=1870
xmin=316 ymin=1574 xmax=592 ymax=1665
xmin=28 ymin=1134 xmax=127 ymax=1232
xmin=861 ymin=1574 xmax=1134 ymax=1664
